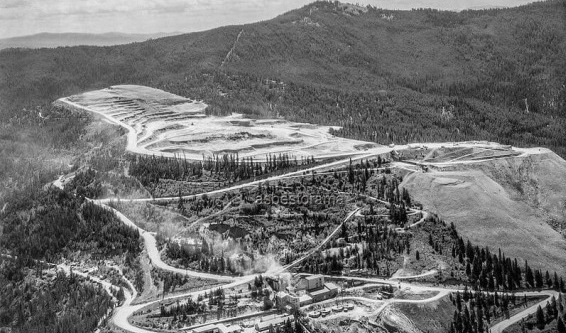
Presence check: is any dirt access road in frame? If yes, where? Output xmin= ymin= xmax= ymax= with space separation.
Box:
xmin=51 ymin=102 xmax=556 ymax=333
xmin=102 ymin=205 xmax=361 ymax=333
xmin=95 ymin=165 xmax=555 ymax=333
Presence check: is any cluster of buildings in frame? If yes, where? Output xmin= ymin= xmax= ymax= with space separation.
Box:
xmin=187 ymin=315 xmax=294 ymax=333
xmin=188 ymin=275 xmax=340 ymax=333
xmin=274 ymin=275 xmax=339 ymax=312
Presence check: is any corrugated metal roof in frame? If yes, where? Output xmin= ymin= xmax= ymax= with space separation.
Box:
xmin=324 ymin=282 xmax=339 ymax=290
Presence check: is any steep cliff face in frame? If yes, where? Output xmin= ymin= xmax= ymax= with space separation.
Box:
xmin=401 ymin=150 xmax=566 ymax=275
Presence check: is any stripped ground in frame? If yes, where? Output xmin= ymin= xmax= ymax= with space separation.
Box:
xmin=391 ymin=295 xmax=456 ymax=332
xmin=57 ymin=85 xmax=381 ymax=161
xmin=108 ymin=200 xmax=194 ymax=238
xmin=401 ymin=149 xmax=566 ymax=276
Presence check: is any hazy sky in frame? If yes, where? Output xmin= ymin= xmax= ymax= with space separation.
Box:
xmin=0 ymin=0 xmax=539 ymax=39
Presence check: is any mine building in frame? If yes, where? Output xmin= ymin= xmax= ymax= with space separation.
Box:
xmin=255 ymin=315 xmax=293 ymax=332
xmin=275 ymin=292 xmax=313 ymax=310
xmin=191 ymin=324 xmax=219 ymax=333
xmin=303 ymin=275 xmax=324 ymax=290
xmin=274 ymin=275 xmax=339 ymax=310
xmin=308 ymin=282 xmax=339 ymax=302
xmin=217 ymin=324 xmax=242 ymax=333
xmin=189 ymin=324 xmax=242 ymax=333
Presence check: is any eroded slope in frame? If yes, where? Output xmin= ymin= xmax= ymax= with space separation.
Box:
xmin=401 ymin=150 xmax=566 ymax=275
xmin=58 ymin=85 xmax=380 ymax=161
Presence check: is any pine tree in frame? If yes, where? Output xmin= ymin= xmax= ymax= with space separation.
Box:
xmin=295 ymin=319 xmax=304 ymax=333
xmin=536 ymin=305 xmax=546 ymax=330
xmin=177 ymin=188 xmax=185 ymax=212
xmin=558 ymin=316 xmax=566 ymax=333
xmin=476 ymin=305 xmax=484 ymax=333
xmin=550 ymin=296 xmax=558 ymax=320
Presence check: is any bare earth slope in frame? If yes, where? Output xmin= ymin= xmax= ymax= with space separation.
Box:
xmin=402 ymin=150 xmax=566 ymax=275
xmin=57 ymin=85 xmax=379 ymax=161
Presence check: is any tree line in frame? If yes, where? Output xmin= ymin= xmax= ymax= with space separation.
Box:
xmin=128 ymin=152 xmax=315 ymax=196
xmin=441 ymin=220 xmax=565 ymax=292
xmin=0 ymin=185 xmax=142 ymax=332
xmin=449 ymin=288 xmax=566 ymax=332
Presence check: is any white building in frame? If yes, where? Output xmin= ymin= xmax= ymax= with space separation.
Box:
xmin=304 ymin=275 xmax=324 ymax=290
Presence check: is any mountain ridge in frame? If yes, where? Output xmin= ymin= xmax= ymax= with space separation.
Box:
xmin=0 ymin=31 xmax=183 ymax=50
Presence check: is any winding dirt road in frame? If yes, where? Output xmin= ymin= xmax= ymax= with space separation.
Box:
xmin=98 ymin=181 xmax=554 ymax=333
xmin=88 ymin=194 xmax=360 ymax=332
xmin=106 ymin=205 xmax=236 ymax=282
xmin=52 ymin=130 xmax=555 ymax=333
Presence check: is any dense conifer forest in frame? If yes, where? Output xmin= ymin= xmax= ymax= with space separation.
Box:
xmin=0 ymin=267 xmax=114 ymax=333
xmin=0 ymin=185 xmax=141 ymax=331
xmin=1 ymin=187 xmax=141 ymax=263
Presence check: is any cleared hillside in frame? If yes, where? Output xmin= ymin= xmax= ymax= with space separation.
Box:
xmin=59 ymin=84 xmax=379 ymax=160
xmin=401 ymin=150 xmax=566 ymax=275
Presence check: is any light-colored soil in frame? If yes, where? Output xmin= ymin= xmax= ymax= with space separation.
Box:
xmin=109 ymin=201 xmax=192 ymax=239
xmin=392 ymin=295 xmax=456 ymax=333
xmin=394 ymin=289 xmax=439 ymax=300
xmin=401 ymin=151 xmax=566 ymax=276
xmin=58 ymin=85 xmax=381 ymax=161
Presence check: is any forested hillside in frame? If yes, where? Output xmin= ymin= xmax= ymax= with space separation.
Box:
xmin=0 ymin=266 xmax=114 ymax=333
xmin=0 ymin=185 xmax=141 ymax=332
xmin=0 ymin=3 xmax=564 ymax=330
xmin=1 ymin=1 xmax=565 ymax=195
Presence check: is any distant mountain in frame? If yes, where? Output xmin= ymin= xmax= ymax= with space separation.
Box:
xmin=0 ymin=32 xmax=182 ymax=50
